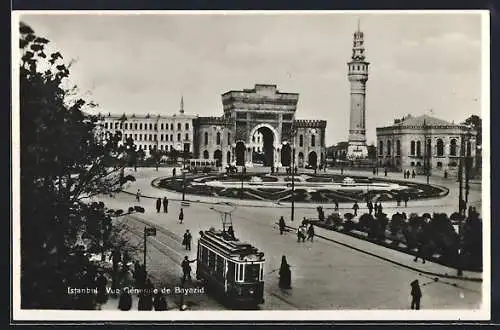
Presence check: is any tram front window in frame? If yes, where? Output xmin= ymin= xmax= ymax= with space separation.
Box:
xmin=244 ymin=264 xmax=260 ymax=282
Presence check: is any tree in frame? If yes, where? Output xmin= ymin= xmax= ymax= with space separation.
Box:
xmin=19 ymin=22 xmax=137 ymax=309
xmin=367 ymin=143 xmax=377 ymax=159
xmin=149 ymin=147 xmax=164 ymax=171
xmin=462 ymin=115 xmax=481 ymax=146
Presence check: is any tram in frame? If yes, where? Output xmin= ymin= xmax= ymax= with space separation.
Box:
xmin=196 ymin=228 xmax=265 ymax=308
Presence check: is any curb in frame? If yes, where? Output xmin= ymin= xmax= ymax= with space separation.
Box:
xmin=285 ymin=225 xmax=482 ymax=283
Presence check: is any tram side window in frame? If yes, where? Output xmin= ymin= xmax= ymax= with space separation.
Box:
xmin=226 ymin=261 xmax=236 ymax=283
xmin=201 ymin=246 xmax=208 ymax=265
xmin=215 ymin=255 xmax=224 ymax=281
xmin=208 ymin=251 xmax=216 ymax=273
xmin=244 ymin=264 xmax=260 ymax=282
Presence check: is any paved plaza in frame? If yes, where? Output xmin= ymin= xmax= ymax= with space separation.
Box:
xmin=94 ymin=166 xmax=483 ymax=311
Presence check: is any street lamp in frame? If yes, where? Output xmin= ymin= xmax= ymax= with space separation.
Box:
xmin=290 ymin=125 xmax=297 ymax=222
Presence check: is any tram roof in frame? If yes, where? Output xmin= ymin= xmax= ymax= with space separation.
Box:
xmin=199 ymin=230 xmax=265 ymax=261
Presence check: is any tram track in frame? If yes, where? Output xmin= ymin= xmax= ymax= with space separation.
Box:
xmin=119 ymin=213 xmax=299 ymax=310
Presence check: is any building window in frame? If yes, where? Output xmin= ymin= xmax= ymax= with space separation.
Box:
xmin=170 ymin=123 xmax=173 ymax=130
xmin=139 ymin=134 xmax=142 ymax=141
xmin=203 ymin=150 xmax=209 ymax=159
xmin=467 ymin=141 xmax=472 ymax=156
xmin=416 ymin=141 xmax=421 ymax=157
xmin=115 ymin=122 xmax=119 ymax=129
xmin=311 ymin=135 xmax=316 ymax=147
xmin=216 ymin=132 xmax=221 ymax=145
xmin=134 ymin=123 xmax=138 ymax=130
xmin=148 ymin=134 xmax=152 ymax=141
xmin=437 ymin=161 xmax=443 ymax=168
xmin=436 ymin=139 xmax=444 ymax=156
xmin=124 ymin=123 xmax=128 ymax=130
xmin=134 ymin=134 xmax=137 ymax=140
xmin=416 ymin=162 xmax=421 ymax=167
xmin=396 ymin=140 xmax=401 ymax=156
xmin=139 ymin=123 xmax=143 ymax=130
xmin=160 ymin=134 xmax=164 ymax=141
xmin=178 ymin=123 xmax=181 ymax=131
xmin=185 ymin=133 xmax=189 ymax=141
xmin=154 ymin=134 xmax=157 ymax=141
xmin=387 ymin=140 xmax=391 ymax=156
xmin=204 ymin=132 xmax=208 ymax=146
xmin=170 ymin=134 xmax=173 ymax=141
xmin=427 ymin=139 xmax=432 ymax=157
xmin=177 ymin=133 xmax=181 ymax=142
xmin=185 ymin=123 xmax=189 ymax=130
xmin=160 ymin=123 xmax=164 ymax=130
xmin=104 ymin=123 xmax=108 ymax=129
xmin=380 ymin=140 xmax=384 ymax=155
xmin=450 ymin=139 xmax=457 ymax=156
xmin=411 ymin=161 xmax=415 ymax=166
xmin=154 ymin=124 xmax=157 ymax=131
xmin=299 ymin=135 xmax=304 ymax=147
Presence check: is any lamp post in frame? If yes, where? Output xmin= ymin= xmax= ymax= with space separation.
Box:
xmin=290 ymin=125 xmax=297 ymax=222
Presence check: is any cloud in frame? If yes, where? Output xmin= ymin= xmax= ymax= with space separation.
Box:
xmin=391 ymin=32 xmax=481 ymax=74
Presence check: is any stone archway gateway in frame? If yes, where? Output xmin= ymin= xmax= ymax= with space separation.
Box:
xmin=195 ymin=84 xmax=326 ymax=168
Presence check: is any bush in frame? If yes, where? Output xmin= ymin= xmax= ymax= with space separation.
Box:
xmin=390 ymin=213 xmax=404 ymax=236
xmin=358 ymin=213 xmax=373 ymax=232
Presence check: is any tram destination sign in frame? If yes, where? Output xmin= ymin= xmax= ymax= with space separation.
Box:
xmin=144 ymin=227 xmax=157 ymax=237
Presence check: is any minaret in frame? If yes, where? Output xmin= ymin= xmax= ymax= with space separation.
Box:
xmin=180 ymin=95 xmax=184 ymax=114
xmin=346 ymin=19 xmax=369 ymax=159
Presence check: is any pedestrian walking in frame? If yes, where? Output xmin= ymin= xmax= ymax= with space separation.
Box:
xmin=95 ymin=271 xmax=108 ymax=309
xmin=444 ymin=170 xmax=448 ymax=179
xmin=163 ymin=196 xmax=168 ymax=213
xmin=412 ymin=170 xmax=416 ymax=179
xmin=410 ymin=279 xmax=422 ymax=310
xmin=396 ymin=195 xmax=401 ymax=207
xmin=136 ymin=189 xmax=141 ymax=202
xmin=367 ymin=201 xmax=373 ymax=215
xmin=278 ymin=216 xmax=286 ymax=235
xmin=178 ymin=208 xmax=184 ymax=224
xmin=183 ymin=229 xmax=192 ymax=251
xmin=384 ymin=168 xmax=388 ymax=177
xmin=341 ymin=167 xmax=344 ymax=175
xmin=181 ymin=256 xmax=196 ymax=283
xmin=352 ymin=202 xmax=359 ymax=216
xmin=334 ymin=199 xmax=339 ymax=212
xmin=153 ymin=291 xmax=168 ymax=311
xmin=156 ymin=198 xmax=161 ymax=213
xmin=373 ymin=167 xmax=376 ymax=175
xmin=403 ymin=171 xmax=407 ymax=179
xmin=111 ymin=248 xmax=121 ymax=290
xmin=296 ymin=225 xmax=306 ymax=243
xmin=404 ymin=194 xmax=409 ymax=208
xmin=138 ymin=278 xmax=154 ymax=310
xmin=279 ymin=255 xmax=292 ymax=289
xmin=307 ymin=223 xmax=315 ymax=242
xmin=173 ymin=168 xmax=176 ymax=177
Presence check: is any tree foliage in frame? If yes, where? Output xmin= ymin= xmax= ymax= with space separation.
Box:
xmin=462 ymin=114 xmax=482 ymax=146
xmin=19 ymin=22 xmax=137 ymax=309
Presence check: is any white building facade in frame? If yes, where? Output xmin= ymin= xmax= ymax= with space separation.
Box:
xmin=376 ymin=114 xmax=477 ymax=176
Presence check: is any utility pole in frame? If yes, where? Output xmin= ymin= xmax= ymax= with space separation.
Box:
xmin=143 ymin=227 xmax=147 ymax=273
xmin=291 ymin=125 xmax=297 ymax=222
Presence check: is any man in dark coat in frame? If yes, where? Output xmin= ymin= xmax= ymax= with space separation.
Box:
xmin=352 ymin=202 xmax=359 ymax=216
xmin=410 ymin=279 xmax=422 ymax=310
xmin=111 ymin=248 xmax=121 ymax=290
xmin=404 ymin=194 xmax=409 ymax=208
xmin=279 ymin=255 xmax=291 ymax=289
xmin=181 ymin=256 xmax=196 ymax=283
xmin=183 ymin=230 xmax=192 ymax=251
xmin=307 ymin=224 xmax=315 ymax=242
xmin=278 ymin=216 xmax=286 ymax=235
xmin=367 ymin=201 xmax=374 ymax=215
xmin=377 ymin=202 xmax=383 ymax=215
xmin=163 ymin=196 xmax=168 ymax=213
xmin=178 ymin=208 xmax=184 ymax=224
xmin=396 ymin=195 xmax=401 ymax=207
xmin=156 ymin=198 xmax=161 ymax=213
xmin=334 ymin=200 xmax=339 ymax=212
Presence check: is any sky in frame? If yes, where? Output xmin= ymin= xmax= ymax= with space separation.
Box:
xmin=18 ymin=11 xmax=485 ymax=146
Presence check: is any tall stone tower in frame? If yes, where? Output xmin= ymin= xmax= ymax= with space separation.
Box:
xmin=346 ymin=20 xmax=369 ymax=159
